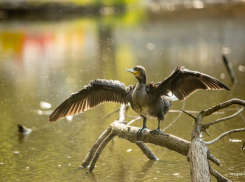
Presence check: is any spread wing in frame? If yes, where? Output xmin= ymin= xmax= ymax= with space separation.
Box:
xmin=49 ymin=79 xmax=131 ymax=122
xmin=154 ymin=66 xmax=230 ymax=100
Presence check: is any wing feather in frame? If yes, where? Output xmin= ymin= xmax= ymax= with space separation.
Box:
xmin=49 ymin=79 xmax=130 ymax=122
xmin=155 ymin=66 xmax=230 ymax=100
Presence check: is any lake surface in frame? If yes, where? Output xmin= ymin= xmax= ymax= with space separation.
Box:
xmin=0 ymin=6 xmax=245 ymax=182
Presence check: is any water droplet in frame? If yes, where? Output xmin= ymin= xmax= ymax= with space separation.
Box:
xmin=146 ymin=43 xmax=155 ymax=50
xmin=238 ymin=65 xmax=245 ymax=72
xmin=222 ymin=46 xmax=231 ymax=54
xmin=220 ymin=73 xmax=225 ymax=79
xmin=40 ymin=101 xmax=51 ymax=109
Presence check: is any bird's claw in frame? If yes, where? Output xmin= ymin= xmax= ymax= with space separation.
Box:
xmin=150 ymin=128 xmax=161 ymax=135
xmin=137 ymin=127 xmax=148 ymax=141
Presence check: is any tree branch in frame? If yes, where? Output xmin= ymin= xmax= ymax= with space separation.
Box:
xmin=81 ymin=127 xmax=112 ymax=168
xmin=181 ymin=109 xmax=197 ymax=121
xmin=103 ymin=108 xmax=120 ymax=119
xmin=209 ymin=161 xmax=230 ymax=182
xmin=87 ymin=132 xmax=115 ymax=173
xmin=135 ymin=142 xmax=158 ymax=161
xmin=202 ymin=107 xmax=244 ymax=130
xmin=188 ymin=139 xmax=210 ymax=182
xmin=162 ymin=100 xmax=186 ymax=132
xmin=185 ymin=99 xmax=245 ymax=181
xmin=117 ymin=105 xmax=159 ymax=160
xmin=199 ymin=98 xmax=245 ymax=118
xmin=236 ymin=105 xmax=245 ymax=124
xmin=80 ymin=98 xmax=245 ymax=180
xmin=205 ymin=128 xmax=245 ymax=145
xmin=118 ymin=104 xmax=130 ymax=122
xmin=111 ymin=121 xmax=190 ymax=156
xmin=82 ymin=107 xmax=224 ymax=173
xmin=207 ymin=152 xmax=221 ymax=166
xmin=126 ymin=116 xmax=142 ymax=126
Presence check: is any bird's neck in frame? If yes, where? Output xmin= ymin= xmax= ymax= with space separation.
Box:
xmin=136 ymin=75 xmax=146 ymax=85
xmin=136 ymin=76 xmax=147 ymax=92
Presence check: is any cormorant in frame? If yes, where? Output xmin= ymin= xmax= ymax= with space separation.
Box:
xmin=49 ymin=66 xmax=230 ymax=139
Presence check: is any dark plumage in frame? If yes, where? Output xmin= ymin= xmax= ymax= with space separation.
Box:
xmin=49 ymin=66 xmax=230 ymax=139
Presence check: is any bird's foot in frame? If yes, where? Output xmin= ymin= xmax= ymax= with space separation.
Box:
xmin=137 ymin=127 xmax=148 ymax=141
xmin=150 ymin=128 xmax=161 ymax=135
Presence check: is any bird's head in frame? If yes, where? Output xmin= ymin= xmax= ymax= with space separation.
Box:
xmin=126 ymin=66 xmax=146 ymax=84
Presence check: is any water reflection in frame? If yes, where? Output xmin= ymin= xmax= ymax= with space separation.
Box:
xmin=17 ymin=124 xmax=32 ymax=142
xmin=134 ymin=160 xmax=157 ymax=181
xmin=0 ymin=6 xmax=245 ymax=182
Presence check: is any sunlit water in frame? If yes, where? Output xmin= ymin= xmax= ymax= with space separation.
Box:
xmin=0 ymin=7 xmax=245 ymax=182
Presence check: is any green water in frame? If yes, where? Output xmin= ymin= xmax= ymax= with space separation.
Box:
xmin=0 ymin=8 xmax=245 ymax=182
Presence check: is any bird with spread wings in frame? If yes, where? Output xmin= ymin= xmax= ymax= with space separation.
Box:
xmin=49 ymin=66 xmax=230 ymax=139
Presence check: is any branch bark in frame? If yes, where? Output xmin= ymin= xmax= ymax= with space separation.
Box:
xmin=81 ymin=127 xmax=112 ymax=168
xmin=199 ymin=98 xmax=245 ymax=118
xmin=202 ymin=106 xmax=244 ymax=130
xmin=187 ymin=98 xmax=245 ymax=181
xmin=110 ymin=121 xmax=190 ymax=156
xmin=188 ymin=139 xmax=210 ymax=182
xmin=80 ymin=99 xmax=245 ymax=182
xmin=87 ymin=132 xmax=115 ymax=173
xmin=135 ymin=142 xmax=158 ymax=161
xmin=205 ymin=128 xmax=245 ymax=145
xmin=82 ymin=120 xmax=220 ymax=170
xmin=209 ymin=161 xmax=231 ymax=182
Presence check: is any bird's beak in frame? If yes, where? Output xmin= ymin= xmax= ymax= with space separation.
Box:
xmin=126 ymin=68 xmax=138 ymax=75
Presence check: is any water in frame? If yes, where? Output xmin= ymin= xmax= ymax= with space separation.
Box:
xmin=0 ymin=7 xmax=245 ymax=182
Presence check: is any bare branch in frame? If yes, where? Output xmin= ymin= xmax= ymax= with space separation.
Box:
xmin=81 ymin=99 xmax=245 ymax=176
xmin=169 ymin=110 xmax=224 ymax=114
xmin=87 ymin=132 xmax=115 ymax=173
xmin=222 ymin=54 xmax=238 ymax=84
xmin=127 ymin=116 xmax=142 ymax=126
xmin=162 ymin=100 xmax=186 ymax=132
xmin=236 ymin=105 xmax=245 ymax=124
xmin=118 ymin=105 xmax=159 ymax=164
xmin=199 ymin=98 xmax=245 ymax=118
xmin=111 ymin=120 xmax=190 ymax=156
xmin=126 ymin=115 xmax=139 ymax=119
xmin=118 ymin=105 xmax=130 ymax=122
xmin=209 ymin=161 xmax=231 ymax=182
xmin=135 ymin=142 xmax=158 ymax=161
xmin=81 ymin=127 xmax=112 ymax=168
xmin=103 ymin=108 xmax=120 ymax=119
xmin=203 ymin=130 xmax=210 ymax=136
xmin=203 ymin=107 xmax=244 ymax=130
xmin=188 ymin=139 xmax=210 ymax=182
xmin=207 ymin=152 xmax=221 ymax=166
xmin=205 ymin=128 xmax=245 ymax=145
xmin=181 ymin=109 xmax=197 ymax=120
xmin=114 ymin=120 xmax=221 ymax=165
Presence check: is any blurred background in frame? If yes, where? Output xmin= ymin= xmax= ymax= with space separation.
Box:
xmin=0 ymin=0 xmax=245 ymax=181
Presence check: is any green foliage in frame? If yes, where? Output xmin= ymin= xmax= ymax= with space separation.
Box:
xmin=0 ymin=0 xmax=140 ymax=6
